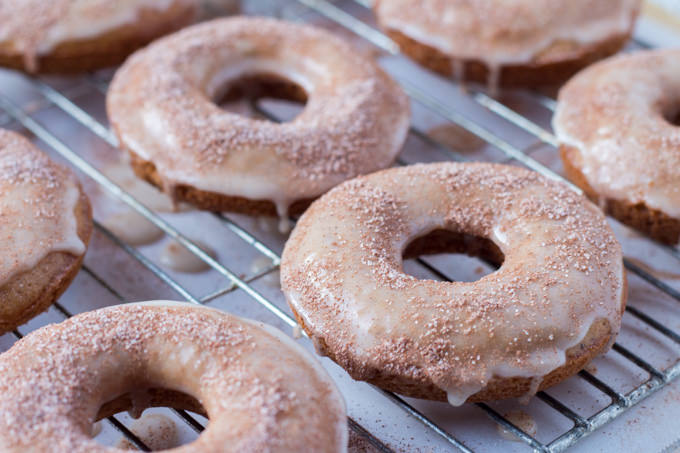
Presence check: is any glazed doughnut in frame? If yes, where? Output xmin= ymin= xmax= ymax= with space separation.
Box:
xmin=281 ymin=162 xmax=626 ymax=404
xmin=107 ymin=17 xmax=410 ymax=221
xmin=554 ymin=49 xmax=680 ymax=245
xmin=373 ymin=0 xmax=640 ymax=90
xmin=0 ymin=129 xmax=91 ymax=335
xmin=0 ymin=0 xmax=204 ymax=73
xmin=0 ymin=302 xmax=348 ymax=452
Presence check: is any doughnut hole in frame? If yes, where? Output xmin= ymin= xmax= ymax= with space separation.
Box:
xmin=216 ymin=73 xmax=308 ymax=122
xmin=667 ymin=108 xmax=680 ymax=127
xmin=402 ymin=229 xmax=505 ymax=282
xmin=94 ymin=388 xmax=206 ymax=450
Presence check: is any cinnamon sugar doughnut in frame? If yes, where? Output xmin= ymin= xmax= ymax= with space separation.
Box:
xmin=554 ymin=49 xmax=680 ymax=245
xmin=0 ymin=0 xmax=203 ymax=74
xmin=373 ymin=0 xmax=640 ymax=90
xmin=281 ymin=162 xmax=626 ymax=404
xmin=0 ymin=129 xmax=91 ymax=335
xmin=107 ymin=17 xmax=410 ymax=222
xmin=0 ymin=302 xmax=348 ymax=452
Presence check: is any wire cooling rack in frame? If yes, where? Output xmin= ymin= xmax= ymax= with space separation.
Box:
xmin=1 ymin=1 xmax=679 ymax=452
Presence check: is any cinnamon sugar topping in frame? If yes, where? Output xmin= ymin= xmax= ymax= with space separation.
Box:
xmin=281 ymin=163 xmax=625 ymax=405
xmin=0 ymin=302 xmax=347 ymax=452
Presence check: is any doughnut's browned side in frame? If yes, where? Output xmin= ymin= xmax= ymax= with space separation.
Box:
xmin=0 ymin=190 xmax=92 ymax=334
xmin=561 ymin=144 xmax=680 ymax=245
xmin=289 ymin=229 xmax=627 ymax=403
xmin=381 ymin=28 xmax=631 ymax=88
xmin=127 ymin=150 xmax=315 ymax=217
xmin=0 ymin=2 xmax=197 ymax=74
xmin=294 ymin=308 xmax=615 ymax=402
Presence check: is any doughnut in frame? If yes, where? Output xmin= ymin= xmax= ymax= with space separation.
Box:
xmin=0 ymin=129 xmax=91 ymax=335
xmin=0 ymin=302 xmax=348 ymax=452
xmin=281 ymin=162 xmax=626 ymax=404
xmin=554 ymin=49 xmax=680 ymax=245
xmin=373 ymin=0 xmax=640 ymax=91
xmin=107 ymin=17 xmax=410 ymax=222
xmin=0 ymin=0 xmax=204 ymax=74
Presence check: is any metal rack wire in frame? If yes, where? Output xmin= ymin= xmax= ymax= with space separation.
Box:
xmin=0 ymin=0 xmax=679 ymax=451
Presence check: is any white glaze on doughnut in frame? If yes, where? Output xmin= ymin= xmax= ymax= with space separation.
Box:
xmin=0 ymin=301 xmax=347 ymax=452
xmin=0 ymin=0 xmax=200 ymax=71
xmin=553 ymin=48 xmax=680 ymax=220
xmin=375 ymin=0 xmax=639 ymax=67
xmin=281 ymin=163 xmax=625 ymax=405
xmin=107 ymin=17 xmax=410 ymax=219
xmin=0 ymin=130 xmax=85 ymax=287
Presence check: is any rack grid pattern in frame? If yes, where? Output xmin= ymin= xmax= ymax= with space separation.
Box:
xmin=1 ymin=1 xmax=679 ymax=452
